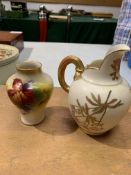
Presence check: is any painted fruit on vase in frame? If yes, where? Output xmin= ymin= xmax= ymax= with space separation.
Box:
xmin=7 ymin=78 xmax=52 ymax=114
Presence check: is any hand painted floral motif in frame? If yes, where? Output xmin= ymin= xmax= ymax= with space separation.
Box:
xmin=70 ymin=90 xmax=123 ymax=132
xmin=7 ymin=78 xmax=52 ymax=113
xmin=110 ymin=58 xmax=121 ymax=80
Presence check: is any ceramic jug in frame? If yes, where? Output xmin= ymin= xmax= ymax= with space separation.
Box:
xmin=58 ymin=44 xmax=131 ymax=135
xmin=6 ymin=61 xmax=53 ymax=125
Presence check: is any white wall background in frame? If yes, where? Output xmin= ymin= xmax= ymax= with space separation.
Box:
xmin=2 ymin=0 xmax=120 ymax=18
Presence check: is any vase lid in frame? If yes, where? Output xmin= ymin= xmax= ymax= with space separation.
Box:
xmin=0 ymin=44 xmax=19 ymax=67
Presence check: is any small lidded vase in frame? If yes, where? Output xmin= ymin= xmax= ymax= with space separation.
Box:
xmin=6 ymin=61 xmax=53 ymax=125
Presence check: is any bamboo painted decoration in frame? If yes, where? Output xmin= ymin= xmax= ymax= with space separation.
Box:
xmin=70 ymin=91 xmax=123 ymax=132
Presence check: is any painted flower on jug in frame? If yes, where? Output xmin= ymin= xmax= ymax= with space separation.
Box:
xmin=70 ymin=90 xmax=123 ymax=132
xmin=7 ymin=78 xmax=52 ymax=113
xmin=110 ymin=58 xmax=121 ymax=80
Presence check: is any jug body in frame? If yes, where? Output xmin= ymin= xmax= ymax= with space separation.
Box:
xmin=68 ymin=77 xmax=131 ymax=135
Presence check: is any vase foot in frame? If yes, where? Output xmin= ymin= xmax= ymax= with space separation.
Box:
xmin=20 ymin=113 xmax=45 ymax=126
xmin=79 ymin=127 xmax=106 ymax=136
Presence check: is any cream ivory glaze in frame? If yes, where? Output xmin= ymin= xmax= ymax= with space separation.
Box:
xmin=58 ymin=44 xmax=131 ymax=135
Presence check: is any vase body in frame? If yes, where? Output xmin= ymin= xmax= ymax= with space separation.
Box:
xmin=58 ymin=44 xmax=131 ymax=135
xmin=6 ymin=61 xmax=53 ymax=125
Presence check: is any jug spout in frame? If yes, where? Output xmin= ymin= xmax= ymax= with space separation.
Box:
xmin=101 ymin=44 xmax=130 ymax=81
xmin=83 ymin=44 xmax=130 ymax=85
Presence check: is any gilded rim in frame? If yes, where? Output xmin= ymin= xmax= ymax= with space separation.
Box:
xmin=16 ymin=61 xmax=42 ymax=73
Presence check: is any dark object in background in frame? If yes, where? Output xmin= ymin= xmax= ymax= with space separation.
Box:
xmin=128 ymin=52 xmax=131 ymax=68
xmin=59 ymin=8 xmax=113 ymax=18
xmin=7 ymin=0 xmax=28 ymax=18
xmin=39 ymin=5 xmax=48 ymax=42
xmin=0 ymin=31 xmax=24 ymax=52
xmin=59 ymin=8 xmax=87 ymax=16
xmin=10 ymin=0 xmax=27 ymax=11
xmin=0 ymin=0 xmax=5 ymax=17
xmin=66 ymin=5 xmax=72 ymax=42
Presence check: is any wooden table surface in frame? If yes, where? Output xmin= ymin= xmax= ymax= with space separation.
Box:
xmin=0 ymin=86 xmax=131 ymax=175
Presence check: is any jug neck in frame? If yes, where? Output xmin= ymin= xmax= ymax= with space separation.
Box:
xmin=82 ymin=51 xmax=127 ymax=86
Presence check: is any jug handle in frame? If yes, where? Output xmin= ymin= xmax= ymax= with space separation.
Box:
xmin=58 ymin=55 xmax=84 ymax=93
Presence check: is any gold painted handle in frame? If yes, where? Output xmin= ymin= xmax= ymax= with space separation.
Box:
xmin=58 ymin=55 xmax=84 ymax=93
